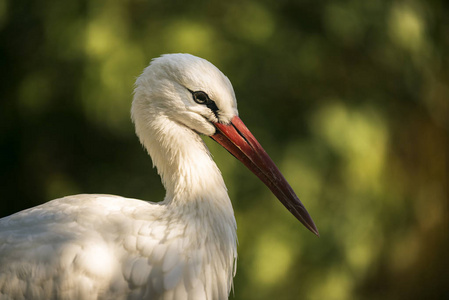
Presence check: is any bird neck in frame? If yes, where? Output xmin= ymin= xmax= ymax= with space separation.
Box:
xmin=139 ymin=115 xmax=234 ymax=215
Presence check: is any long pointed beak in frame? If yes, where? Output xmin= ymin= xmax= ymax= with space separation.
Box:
xmin=211 ymin=116 xmax=319 ymax=236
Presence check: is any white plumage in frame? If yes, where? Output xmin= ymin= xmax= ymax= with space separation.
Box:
xmin=0 ymin=54 xmax=317 ymax=300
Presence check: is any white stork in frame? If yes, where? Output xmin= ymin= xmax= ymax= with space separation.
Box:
xmin=0 ymin=54 xmax=318 ymax=300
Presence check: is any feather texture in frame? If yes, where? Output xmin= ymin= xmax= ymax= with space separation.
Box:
xmin=0 ymin=193 xmax=237 ymax=299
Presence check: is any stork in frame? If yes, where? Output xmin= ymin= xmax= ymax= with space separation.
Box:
xmin=0 ymin=54 xmax=318 ymax=300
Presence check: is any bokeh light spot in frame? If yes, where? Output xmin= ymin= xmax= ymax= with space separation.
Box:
xmin=252 ymin=230 xmax=294 ymax=287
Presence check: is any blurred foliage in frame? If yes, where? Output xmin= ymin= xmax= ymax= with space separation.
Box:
xmin=1 ymin=0 xmax=448 ymax=299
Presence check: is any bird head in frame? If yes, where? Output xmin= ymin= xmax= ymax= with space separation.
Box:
xmin=133 ymin=53 xmax=237 ymax=136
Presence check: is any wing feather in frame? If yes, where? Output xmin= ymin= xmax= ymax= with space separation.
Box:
xmin=0 ymin=194 xmax=237 ymax=299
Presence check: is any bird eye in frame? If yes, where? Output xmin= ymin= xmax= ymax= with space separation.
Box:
xmin=188 ymin=89 xmax=219 ymax=118
xmin=192 ymin=91 xmax=209 ymax=104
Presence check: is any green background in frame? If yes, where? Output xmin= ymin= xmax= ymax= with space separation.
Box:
xmin=1 ymin=0 xmax=448 ymax=299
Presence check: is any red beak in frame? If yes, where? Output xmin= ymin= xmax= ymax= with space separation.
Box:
xmin=211 ymin=116 xmax=319 ymax=236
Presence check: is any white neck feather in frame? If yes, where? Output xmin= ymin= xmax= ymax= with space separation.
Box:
xmin=135 ymin=111 xmax=234 ymax=218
